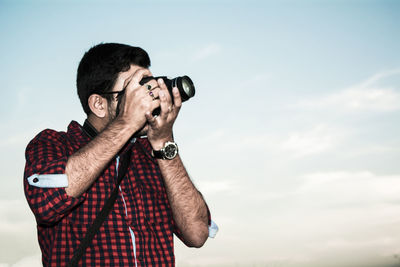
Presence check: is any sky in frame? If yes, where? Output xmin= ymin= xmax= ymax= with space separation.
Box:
xmin=1 ymin=0 xmax=400 ymax=266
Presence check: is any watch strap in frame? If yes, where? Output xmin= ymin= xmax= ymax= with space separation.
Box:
xmin=152 ymin=149 xmax=165 ymax=159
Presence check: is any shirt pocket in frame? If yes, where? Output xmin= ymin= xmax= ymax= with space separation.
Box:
xmin=141 ymin=186 xmax=172 ymax=226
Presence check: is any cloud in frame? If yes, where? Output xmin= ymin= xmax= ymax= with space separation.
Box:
xmin=192 ymin=43 xmax=221 ymax=62
xmin=357 ymin=69 xmax=400 ymax=88
xmin=244 ymin=170 xmax=400 ymax=266
xmin=250 ymin=170 xmax=400 ymax=232
xmin=188 ymin=124 xmax=349 ymax=160
xmin=196 ymin=180 xmax=237 ymax=195
xmin=304 ymin=87 xmax=400 ymax=111
xmin=284 ymin=171 xmax=400 ymax=235
xmin=292 ymin=69 xmax=400 ymax=112
xmin=0 ymin=199 xmax=36 ymax=234
xmin=281 ymin=124 xmax=348 ymax=157
xmin=6 ymin=255 xmax=41 ymax=267
xmin=0 ymin=199 xmax=41 ymax=266
xmin=0 ymin=130 xmax=36 ymax=148
xmin=15 ymin=87 xmax=31 ymax=112
xmin=312 ymin=236 xmax=397 ymax=252
xmin=298 ymin=170 xmax=400 ymax=204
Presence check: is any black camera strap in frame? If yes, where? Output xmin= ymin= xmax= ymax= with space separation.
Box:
xmin=67 ymin=121 xmax=132 ymax=267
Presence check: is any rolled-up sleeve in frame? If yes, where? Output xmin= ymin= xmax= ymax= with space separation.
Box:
xmin=24 ymin=129 xmax=85 ymax=225
xmin=205 ymin=205 xmax=218 ymax=238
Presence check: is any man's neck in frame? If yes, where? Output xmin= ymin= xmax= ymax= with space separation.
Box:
xmin=87 ymin=114 xmax=108 ymax=133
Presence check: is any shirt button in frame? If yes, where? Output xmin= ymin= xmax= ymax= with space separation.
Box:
xmin=33 ymin=178 xmax=39 ymax=183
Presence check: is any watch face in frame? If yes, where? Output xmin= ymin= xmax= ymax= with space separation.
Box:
xmin=164 ymin=143 xmax=178 ymax=159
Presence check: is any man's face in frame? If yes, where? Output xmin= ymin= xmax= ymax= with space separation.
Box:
xmin=105 ymin=64 xmax=151 ymax=136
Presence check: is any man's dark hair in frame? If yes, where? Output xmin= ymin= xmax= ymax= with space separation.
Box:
xmin=77 ymin=43 xmax=151 ymax=115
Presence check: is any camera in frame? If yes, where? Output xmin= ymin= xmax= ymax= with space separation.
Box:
xmin=140 ymin=76 xmax=195 ymax=116
xmin=140 ymin=76 xmax=195 ymax=102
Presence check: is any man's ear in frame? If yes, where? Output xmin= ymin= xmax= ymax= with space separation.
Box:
xmin=88 ymin=94 xmax=107 ymax=118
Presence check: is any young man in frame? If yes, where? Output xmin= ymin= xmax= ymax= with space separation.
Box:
xmin=24 ymin=43 xmax=217 ymax=266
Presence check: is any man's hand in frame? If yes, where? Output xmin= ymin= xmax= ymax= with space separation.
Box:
xmin=146 ymin=78 xmax=182 ymax=150
xmin=116 ymin=68 xmax=161 ymax=134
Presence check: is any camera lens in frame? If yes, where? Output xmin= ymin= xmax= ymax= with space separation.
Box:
xmin=182 ymin=80 xmax=191 ymax=95
xmin=174 ymin=76 xmax=195 ymax=102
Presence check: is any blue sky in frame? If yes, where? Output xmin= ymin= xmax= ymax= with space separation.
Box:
xmin=1 ymin=1 xmax=400 ymax=266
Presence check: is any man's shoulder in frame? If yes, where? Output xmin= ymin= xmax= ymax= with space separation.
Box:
xmin=27 ymin=121 xmax=83 ymax=148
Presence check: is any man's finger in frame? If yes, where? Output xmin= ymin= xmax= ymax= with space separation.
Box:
xmin=144 ymin=80 xmax=160 ymax=93
xmin=172 ymin=87 xmax=182 ymax=112
xmin=145 ymin=111 xmax=157 ymax=127
xmin=157 ymin=79 xmax=172 ymax=119
xmin=114 ymin=71 xmax=132 ymax=91
xmin=130 ymin=68 xmax=153 ymax=87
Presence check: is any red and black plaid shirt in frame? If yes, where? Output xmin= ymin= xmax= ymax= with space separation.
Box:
xmin=24 ymin=121 xmax=188 ymax=266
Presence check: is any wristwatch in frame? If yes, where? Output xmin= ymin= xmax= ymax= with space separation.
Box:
xmin=152 ymin=141 xmax=179 ymax=160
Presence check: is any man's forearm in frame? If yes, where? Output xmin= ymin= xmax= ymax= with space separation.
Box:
xmin=65 ymin=119 xmax=134 ymax=198
xmin=157 ymin=155 xmax=209 ymax=247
